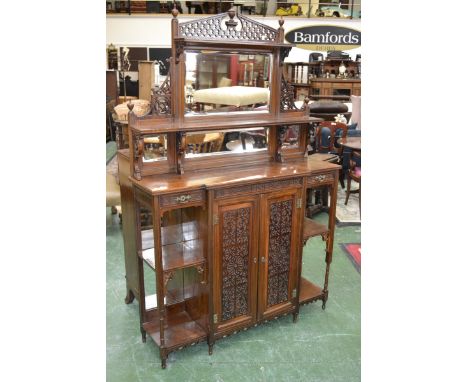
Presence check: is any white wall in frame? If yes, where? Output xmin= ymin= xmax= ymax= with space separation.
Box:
xmin=106 ymin=14 xmax=361 ymax=64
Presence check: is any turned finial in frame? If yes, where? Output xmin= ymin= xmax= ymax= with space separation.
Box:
xmin=304 ymin=97 xmax=310 ymax=105
xmin=226 ymin=8 xmax=238 ymax=28
xmin=127 ymin=102 xmax=134 ymax=112
xmin=171 ymin=4 xmax=179 ymax=18
xmin=279 ymin=16 xmax=285 ymax=28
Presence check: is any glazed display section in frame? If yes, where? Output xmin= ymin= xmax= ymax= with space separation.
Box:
xmin=118 ymin=8 xmax=340 ymax=369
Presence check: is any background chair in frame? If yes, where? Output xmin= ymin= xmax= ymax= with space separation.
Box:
xmin=345 ymin=151 xmax=361 ymax=217
xmin=106 ymin=172 xmax=121 ymax=217
xmin=310 ymin=121 xmax=348 ymax=187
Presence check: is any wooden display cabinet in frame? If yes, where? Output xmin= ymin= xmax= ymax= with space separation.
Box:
xmin=118 ymin=8 xmax=340 ymax=369
xmin=285 ymin=60 xmax=361 ymax=101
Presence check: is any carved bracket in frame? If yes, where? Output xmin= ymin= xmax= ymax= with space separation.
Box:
xmin=275 ymin=126 xmax=288 ymax=162
xmin=279 ymin=47 xmax=292 ymax=65
xmin=176 ymin=131 xmax=186 ymax=175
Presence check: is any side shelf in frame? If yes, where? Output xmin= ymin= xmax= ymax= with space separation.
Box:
xmin=303 ymin=217 xmax=329 ymax=244
xmin=143 ymin=310 xmax=207 ymax=349
xmin=298 ymin=277 xmax=324 ymax=306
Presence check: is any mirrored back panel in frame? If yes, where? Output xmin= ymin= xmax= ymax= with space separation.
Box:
xmin=185 ymin=127 xmax=269 ymax=158
xmin=185 ymin=51 xmax=272 ymax=117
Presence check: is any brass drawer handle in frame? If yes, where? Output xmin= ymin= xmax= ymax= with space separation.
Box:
xmin=175 ymin=194 xmax=192 ymax=203
xmin=314 ymin=175 xmax=326 ymax=182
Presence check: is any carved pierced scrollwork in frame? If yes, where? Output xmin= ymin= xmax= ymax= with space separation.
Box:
xmin=267 ymin=199 xmax=293 ymax=307
xmin=176 ymin=131 xmax=186 ymax=175
xmin=150 ymin=72 xmax=171 ymax=116
xmin=221 ymin=207 xmax=251 ymax=322
xmin=280 ymin=76 xmax=299 ymax=112
xmin=133 ymin=132 xmax=143 ymax=180
xmin=179 ymin=12 xmax=278 ymax=41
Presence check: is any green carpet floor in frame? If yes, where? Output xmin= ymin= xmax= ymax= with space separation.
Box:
xmin=106 ymin=210 xmax=360 ymax=381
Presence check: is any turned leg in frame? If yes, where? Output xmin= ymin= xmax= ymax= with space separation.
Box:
xmin=124 ymin=288 xmax=135 ymax=304
xmin=208 ymin=343 xmax=214 ymax=355
xmin=339 ymin=169 xmax=345 ymax=189
xmin=322 ymin=299 xmax=327 ymax=310
xmin=344 ymin=174 xmax=351 ymax=205
xmin=358 ymin=182 xmax=361 ymax=218
xmin=160 ymin=351 xmax=168 ymax=369
xmin=292 ymin=312 xmax=299 ymax=323
xmin=140 ymin=327 xmax=146 ymax=343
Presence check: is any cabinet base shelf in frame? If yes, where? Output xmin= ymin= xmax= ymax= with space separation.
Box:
xmin=299 ymin=277 xmax=325 ymax=305
xmin=143 ymin=311 xmax=207 ymax=350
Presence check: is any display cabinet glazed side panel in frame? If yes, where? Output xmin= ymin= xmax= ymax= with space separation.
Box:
xmin=213 ymin=195 xmax=259 ymax=334
xmin=118 ymin=151 xmax=140 ymax=299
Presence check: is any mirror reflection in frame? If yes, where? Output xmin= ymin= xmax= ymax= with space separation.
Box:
xmin=142 ymin=134 xmax=167 ymax=162
xmin=185 ymin=127 xmax=269 ymax=157
xmin=283 ymin=125 xmax=300 ymax=149
xmin=185 ymin=51 xmax=272 ymax=116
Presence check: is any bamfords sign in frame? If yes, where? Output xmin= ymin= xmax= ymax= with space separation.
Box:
xmin=285 ymin=25 xmax=361 ymax=51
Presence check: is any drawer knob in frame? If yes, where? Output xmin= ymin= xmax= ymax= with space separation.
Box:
xmin=175 ymin=194 xmax=192 ymax=203
xmin=314 ymin=175 xmax=326 ymax=182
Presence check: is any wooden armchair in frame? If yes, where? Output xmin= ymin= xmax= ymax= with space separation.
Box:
xmin=306 ymin=121 xmax=348 ymax=218
xmin=345 ymin=150 xmax=361 ymax=217
xmin=310 ymin=121 xmax=348 ymax=188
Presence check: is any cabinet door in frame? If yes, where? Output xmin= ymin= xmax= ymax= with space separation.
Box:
xmin=257 ymin=190 xmax=301 ymax=320
xmin=213 ymin=196 xmax=259 ymax=333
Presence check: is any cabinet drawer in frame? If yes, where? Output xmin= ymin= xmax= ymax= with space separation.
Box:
xmin=159 ymin=190 xmax=205 ymax=208
xmin=307 ymin=172 xmax=335 ymax=186
xmin=331 ymin=82 xmax=353 ymax=89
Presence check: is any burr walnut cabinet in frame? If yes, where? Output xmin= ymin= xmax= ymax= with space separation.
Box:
xmin=117 ymin=8 xmax=340 ymax=369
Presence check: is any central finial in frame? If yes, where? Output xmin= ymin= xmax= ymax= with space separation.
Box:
xmin=171 ymin=4 xmax=179 ymax=18
xmin=226 ymin=8 xmax=238 ymax=28
xmin=279 ymin=16 xmax=284 ymax=27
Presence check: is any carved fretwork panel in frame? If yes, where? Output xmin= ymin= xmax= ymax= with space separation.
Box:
xmin=221 ymin=207 xmax=251 ymax=322
xmin=150 ymin=73 xmax=171 ymax=116
xmin=179 ymin=12 xmax=277 ymax=42
xmin=280 ymin=76 xmax=299 ymax=112
xmin=267 ymin=199 xmax=293 ymax=307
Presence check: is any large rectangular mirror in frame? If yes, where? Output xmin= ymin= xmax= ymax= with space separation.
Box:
xmin=185 ymin=51 xmax=272 ymax=116
xmin=185 ymin=127 xmax=269 ymax=158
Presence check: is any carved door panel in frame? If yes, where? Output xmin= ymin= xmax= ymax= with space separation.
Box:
xmin=257 ymin=190 xmax=300 ymax=320
xmin=213 ymin=195 xmax=259 ymax=333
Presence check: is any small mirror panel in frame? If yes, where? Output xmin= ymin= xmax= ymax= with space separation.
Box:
xmin=142 ymin=134 xmax=168 ymax=163
xmin=185 ymin=127 xmax=269 ymax=158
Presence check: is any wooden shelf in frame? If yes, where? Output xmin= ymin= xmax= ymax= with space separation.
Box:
xmin=303 ymin=218 xmax=329 ymax=242
xmin=141 ymin=221 xmax=199 ymax=249
xmin=299 ymin=277 xmax=324 ymax=305
xmin=145 ymin=285 xmax=199 ymax=310
xmin=143 ymin=311 xmax=207 ymax=348
xmin=133 ymin=113 xmax=321 ymax=134
xmin=141 ymin=239 xmax=205 ymax=271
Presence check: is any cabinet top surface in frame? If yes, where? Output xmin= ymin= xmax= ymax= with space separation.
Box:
xmin=131 ymin=158 xmax=339 ymax=195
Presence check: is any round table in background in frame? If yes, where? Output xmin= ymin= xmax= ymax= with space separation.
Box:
xmin=338 ymin=136 xmax=361 ymax=151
